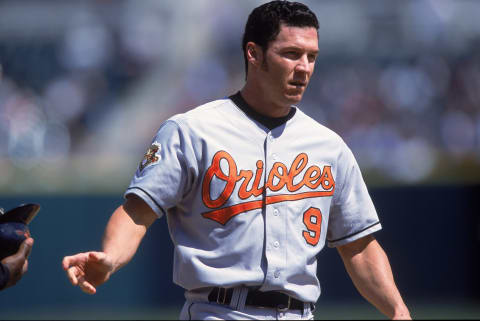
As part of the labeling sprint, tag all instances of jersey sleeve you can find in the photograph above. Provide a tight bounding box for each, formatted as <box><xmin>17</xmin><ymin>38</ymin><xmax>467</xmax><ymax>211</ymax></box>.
<box><xmin>327</xmin><ymin>142</ymin><xmax>381</xmax><ymax>247</ymax></box>
<box><xmin>124</xmin><ymin>120</ymin><xmax>197</xmax><ymax>218</ymax></box>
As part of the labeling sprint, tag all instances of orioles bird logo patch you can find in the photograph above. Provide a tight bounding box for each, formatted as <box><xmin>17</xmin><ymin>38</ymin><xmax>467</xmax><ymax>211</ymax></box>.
<box><xmin>139</xmin><ymin>143</ymin><xmax>161</xmax><ymax>171</ymax></box>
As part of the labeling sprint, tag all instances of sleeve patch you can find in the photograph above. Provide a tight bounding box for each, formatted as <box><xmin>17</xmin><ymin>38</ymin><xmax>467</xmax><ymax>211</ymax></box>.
<box><xmin>139</xmin><ymin>143</ymin><xmax>162</xmax><ymax>171</ymax></box>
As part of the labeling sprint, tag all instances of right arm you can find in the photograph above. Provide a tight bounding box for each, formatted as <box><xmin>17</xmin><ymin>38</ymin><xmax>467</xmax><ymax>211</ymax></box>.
<box><xmin>103</xmin><ymin>194</ymin><xmax>157</xmax><ymax>272</ymax></box>
<box><xmin>62</xmin><ymin>195</ymin><xmax>157</xmax><ymax>294</ymax></box>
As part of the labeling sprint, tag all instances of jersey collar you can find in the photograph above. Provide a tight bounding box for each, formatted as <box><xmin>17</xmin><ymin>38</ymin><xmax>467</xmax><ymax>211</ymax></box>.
<box><xmin>229</xmin><ymin>91</ymin><xmax>296</xmax><ymax>131</ymax></box>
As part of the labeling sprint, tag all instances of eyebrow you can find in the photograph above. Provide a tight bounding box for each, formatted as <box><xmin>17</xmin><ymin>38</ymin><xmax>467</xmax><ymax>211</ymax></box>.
<box><xmin>282</xmin><ymin>46</ymin><xmax>319</xmax><ymax>54</ymax></box>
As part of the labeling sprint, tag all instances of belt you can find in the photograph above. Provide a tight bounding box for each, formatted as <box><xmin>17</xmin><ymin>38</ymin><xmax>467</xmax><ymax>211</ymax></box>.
<box><xmin>208</xmin><ymin>287</ymin><xmax>306</xmax><ymax>311</ymax></box>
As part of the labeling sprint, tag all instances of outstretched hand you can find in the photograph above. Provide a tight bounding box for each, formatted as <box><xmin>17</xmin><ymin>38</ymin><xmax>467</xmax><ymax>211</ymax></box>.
<box><xmin>62</xmin><ymin>198</ymin><xmax>156</xmax><ymax>295</ymax></box>
<box><xmin>62</xmin><ymin>251</ymin><xmax>115</xmax><ymax>295</ymax></box>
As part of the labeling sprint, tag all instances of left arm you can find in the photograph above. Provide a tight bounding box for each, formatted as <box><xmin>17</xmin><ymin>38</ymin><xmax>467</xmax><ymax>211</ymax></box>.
<box><xmin>337</xmin><ymin>235</ymin><xmax>411</xmax><ymax>320</ymax></box>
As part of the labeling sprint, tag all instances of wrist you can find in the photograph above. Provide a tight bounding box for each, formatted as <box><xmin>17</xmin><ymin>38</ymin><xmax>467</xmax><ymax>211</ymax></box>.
<box><xmin>391</xmin><ymin>306</ymin><xmax>411</xmax><ymax>320</ymax></box>
<box><xmin>101</xmin><ymin>250</ymin><xmax>121</xmax><ymax>274</ymax></box>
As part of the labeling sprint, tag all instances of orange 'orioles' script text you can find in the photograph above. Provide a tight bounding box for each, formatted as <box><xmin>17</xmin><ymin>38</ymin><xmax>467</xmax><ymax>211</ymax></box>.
<box><xmin>202</xmin><ymin>151</ymin><xmax>335</xmax><ymax>225</ymax></box>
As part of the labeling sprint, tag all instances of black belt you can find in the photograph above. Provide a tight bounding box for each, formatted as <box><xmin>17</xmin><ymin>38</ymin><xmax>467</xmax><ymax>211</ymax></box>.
<box><xmin>208</xmin><ymin>287</ymin><xmax>306</xmax><ymax>311</ymax></box>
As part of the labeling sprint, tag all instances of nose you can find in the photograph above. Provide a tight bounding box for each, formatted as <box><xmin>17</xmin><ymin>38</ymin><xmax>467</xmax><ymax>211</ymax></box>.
<box><xmin>295</xmin><ymin>55</ymin><xmax>310</xmax><ymax>74</ymax></box>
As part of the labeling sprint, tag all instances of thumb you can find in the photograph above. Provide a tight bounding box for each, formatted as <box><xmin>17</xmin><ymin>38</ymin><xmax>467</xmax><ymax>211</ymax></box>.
<box><xmin>88</xmin><ymin>251</ymin><xmax>108</xmax><ymax>263</ymax></box>
<box><xmin>88</xmin><ymin>252</ymin><xmax>114</xmax><ymax>273</ymax></box>
<box><xmin>16</xmin><ymin>237</ymin><xmax>34</xmax><ymax>259</ymax></box>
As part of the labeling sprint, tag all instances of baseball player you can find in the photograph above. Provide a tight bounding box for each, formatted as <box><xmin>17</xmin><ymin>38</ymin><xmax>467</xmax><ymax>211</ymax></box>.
<box><xmin>63</xmin><ymin>1</ymin><xmax>411</xmax><ymax>320</ymax></box>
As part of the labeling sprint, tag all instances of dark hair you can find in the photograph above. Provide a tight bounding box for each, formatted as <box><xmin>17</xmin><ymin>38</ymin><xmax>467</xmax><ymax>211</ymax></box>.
<box><xmin>242</xmin><ymin>0</ymin><xmax>319</xmax><ymax>76</ymax></box>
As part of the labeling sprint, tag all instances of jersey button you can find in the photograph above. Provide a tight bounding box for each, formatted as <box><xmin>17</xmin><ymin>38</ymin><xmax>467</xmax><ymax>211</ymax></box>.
<box><xmin>274</xmin><ymin>270</ymin><xmax>280</xmax><ymax>278</ymax></box>
<box><xmin>273</xmin><ymin>241</ymin><xmax>279</xmax><ymax>248</ymax></box>
<box><xmin>273</xmin><ymin>209</ymin><xmax>279</xmax><ymax>216</ymax></box>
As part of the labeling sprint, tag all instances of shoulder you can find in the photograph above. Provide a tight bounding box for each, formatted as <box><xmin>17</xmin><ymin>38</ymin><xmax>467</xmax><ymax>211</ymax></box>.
<box><xmin>292</xmin><ymin>108</ymin><xmax>355</xmax><ymax>166</ymax></box>
<box><xmin>169</xmin><ymin>98</ymin><xmax>234</xmax><ymax>128</ymax></box>
<box><xmin>293</xmin><ymin>107</ymin><xmax>346</xmax><ymax>146</ymax></box>
<box><xmin>150</xmin><ymin>97</ymin><xmax>239</xmax><ymax>141</ymax></box>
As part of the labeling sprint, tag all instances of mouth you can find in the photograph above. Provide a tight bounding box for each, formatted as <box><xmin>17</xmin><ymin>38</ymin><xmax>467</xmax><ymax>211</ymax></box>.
<box><xmin>289</xmin><ymin>81</ymin><xmax>307</xmax><ymax>88</ymax></box>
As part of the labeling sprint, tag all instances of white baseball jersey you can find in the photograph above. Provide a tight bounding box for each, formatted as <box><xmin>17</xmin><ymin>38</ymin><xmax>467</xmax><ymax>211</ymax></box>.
<box><xmin>125</xmin><ymin>93</ymin><xmax>381</xmax><ymax>303</ymax></box>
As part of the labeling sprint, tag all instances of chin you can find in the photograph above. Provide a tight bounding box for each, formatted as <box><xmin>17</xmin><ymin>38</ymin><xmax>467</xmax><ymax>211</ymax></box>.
<box><xmin>285</xmin><ymin>94</ymin><xmax>303</xmax><ymax>105</ymax></box>
<box><xmin>284</xmin><ymin>87</ymin><xmax>305</xmax><ymax>103</ymax></box>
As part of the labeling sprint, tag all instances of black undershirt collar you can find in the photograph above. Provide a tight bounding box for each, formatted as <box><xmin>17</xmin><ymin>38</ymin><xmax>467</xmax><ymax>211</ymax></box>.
<box><xmin>229</xmin><ymin>91</ymin><xmax>296</xmax><ymax>131</ymax></box>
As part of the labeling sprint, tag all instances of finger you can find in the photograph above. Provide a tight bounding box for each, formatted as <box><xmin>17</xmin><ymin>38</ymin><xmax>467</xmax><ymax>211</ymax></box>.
<box><xmin>62</xmin><ymin>253</ymin><xmax>87</xmax><ymax>270</ymax></box>
<box><xmin>62</xmin><ymin>256</ymin><xmax>73</xmax><ymax>270</ymax></box>
<box><xmin>16</xmin><ymin>237</ymin><xmax>34</xmax><ymax>259</ymax></box>
<box><xmin>66</xmin><ymin>267</ymin><xmax>80</xmax><ymax>286</ymax></box>
<box><xmin>22</xmin><ymin>259</ymin><xmax>29</xmax><ymax>275</ymax></box>
<box><xmin>78</xmin><ymin>276</ymin><xmax>97</xmax><ymax>295</ymax></box>
<box><xmin>62</xmin><ymin>256</ymin><xmax>74</xmax><ymax>270</ymax></box>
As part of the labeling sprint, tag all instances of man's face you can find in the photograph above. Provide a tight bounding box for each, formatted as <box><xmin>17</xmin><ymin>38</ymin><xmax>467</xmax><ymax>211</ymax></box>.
<box><xmin>259</xmin><ymin>24</ymin><xmax>318</xmax><ymax>108</ymax></box>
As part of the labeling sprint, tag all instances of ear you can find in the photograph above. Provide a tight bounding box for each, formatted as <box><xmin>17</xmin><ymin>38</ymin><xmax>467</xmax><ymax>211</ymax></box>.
<box><xmin>246</xmin><ymin>42</ymin><xmax>263</xmax><ymax>67</ymax></box>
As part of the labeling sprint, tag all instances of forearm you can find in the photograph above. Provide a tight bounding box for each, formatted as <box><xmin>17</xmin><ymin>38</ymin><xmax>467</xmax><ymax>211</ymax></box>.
<box><xmin>338</xmin><ymin>236</ymin><xmax>410</xmax><ymax>320</ymax></box>
<box><xmin>102</xmin><ymin>196</ymin><xmax>157</xmax><ymax>273</ymax></box>
<box><xmin>0</xmin><ymin>262</ymin><xmax>9</xmax><ymax>290</ymax></box>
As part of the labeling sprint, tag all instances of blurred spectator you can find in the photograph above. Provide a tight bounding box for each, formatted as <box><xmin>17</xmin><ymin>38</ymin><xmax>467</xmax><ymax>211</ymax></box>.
<box><xmin>0</xmin><ymin>0</ymin><xmax>480</xmax><ymax>192</ymax></box>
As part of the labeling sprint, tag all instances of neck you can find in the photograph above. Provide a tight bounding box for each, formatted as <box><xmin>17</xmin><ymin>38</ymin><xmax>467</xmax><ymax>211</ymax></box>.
<box><xmin>241</xmin><ymin>81</ymin><xmax>291</xmax><ymax>118</ymax></box>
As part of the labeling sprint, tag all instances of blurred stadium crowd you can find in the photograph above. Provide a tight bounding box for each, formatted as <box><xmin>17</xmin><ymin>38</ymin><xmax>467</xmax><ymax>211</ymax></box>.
<box><xmin>0</xmin><ymin>0</ymin><xmax>479</xmax><ymax>193</ymax></box>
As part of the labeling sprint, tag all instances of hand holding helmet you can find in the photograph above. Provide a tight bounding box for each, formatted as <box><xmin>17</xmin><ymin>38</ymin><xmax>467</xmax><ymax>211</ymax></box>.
<box><xmin>0</xmin><ymin>204</ymin><xmax>39</xmax><ymax>290</ymax></box>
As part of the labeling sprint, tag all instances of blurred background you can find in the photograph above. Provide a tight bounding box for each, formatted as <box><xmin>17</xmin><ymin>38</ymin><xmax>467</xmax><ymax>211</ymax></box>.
<box><xmin>0</xmin><ymin>0</ymin><xmax>479</xmax><ymax>319</ymax></box>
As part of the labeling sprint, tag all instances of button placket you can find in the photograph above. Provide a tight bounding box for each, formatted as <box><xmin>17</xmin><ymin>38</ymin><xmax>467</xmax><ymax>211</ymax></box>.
<box><xmin>263</xmin><ymin>131</ymin><xmax>287</xmax><ymax>289</ymax></box>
